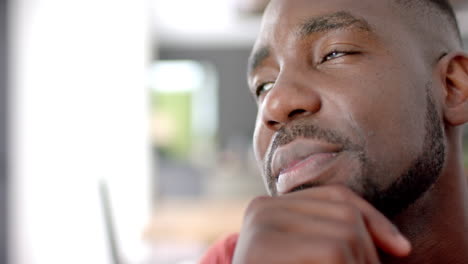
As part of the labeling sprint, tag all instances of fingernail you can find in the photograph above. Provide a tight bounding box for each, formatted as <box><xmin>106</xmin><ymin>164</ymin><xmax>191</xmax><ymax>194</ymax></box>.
<box><xmin>391</xmin><ymin>225</ymin><xmax>411</xmax><ymax>253</ymax></box>
<box><xmin>396</xmin><ymin>234</ymin><xmax>412</xmax><ymax>253</ymax></box>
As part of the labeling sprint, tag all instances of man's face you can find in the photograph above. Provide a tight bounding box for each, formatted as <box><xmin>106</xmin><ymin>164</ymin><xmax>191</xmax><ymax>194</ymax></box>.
<box><xmin>248</xmin><ymin>0</ymin><xmax>446</xmax><ymax>217</ymax></box>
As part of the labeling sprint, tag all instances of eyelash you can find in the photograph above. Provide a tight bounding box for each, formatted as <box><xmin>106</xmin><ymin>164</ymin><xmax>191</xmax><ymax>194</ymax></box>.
<box><xmin>256</xmin><ymin>82</ymin><xmax>274</xmax><ymax>97</ymax></box>
<box><xmin>254</xmin><ymin>50</ymin><xmax>359</xmax><ymax>98</ymax></box>
<box><xmin>321</xmin><ymin>50</ymin><xmax>358</xmax><ymax>63</ymax></box>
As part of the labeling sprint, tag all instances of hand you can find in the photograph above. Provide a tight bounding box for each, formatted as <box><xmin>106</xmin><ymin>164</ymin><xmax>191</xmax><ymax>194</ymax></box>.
<box><xmin>232</xmin><ymin>185</ymin><xmax>411</xmax><ymax>264</ymax></box>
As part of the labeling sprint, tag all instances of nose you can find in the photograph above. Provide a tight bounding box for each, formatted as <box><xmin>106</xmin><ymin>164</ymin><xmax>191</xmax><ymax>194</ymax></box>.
<box><xmin>260</xmin><ymin>72</ymin><xmax>322</xmax><ymax>131</ymax></box>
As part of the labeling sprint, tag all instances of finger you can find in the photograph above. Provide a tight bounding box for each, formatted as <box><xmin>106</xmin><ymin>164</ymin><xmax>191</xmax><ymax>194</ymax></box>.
<box><xmin>280</xmin><ymin>213</ymin><xmax>376</xmax><ymax>263</ymax></box>
<box><xmin>234</xmin><ymin>229</ymin><xmax>356</xmax><ymax>264</ymax></box>
<box><xmin>295</xmin><ymin>234</ymin><xmax>359</xmax><ymax>264</ymax></box>
<box><xmin>260</xmin><ymin>200</ymin><xmax>381</xmax><ymax>264</ymax></box>
<box><xmin>282</xmin><ymin>185</ymin><xmax>412</xmax><ymax>257</ymax></box>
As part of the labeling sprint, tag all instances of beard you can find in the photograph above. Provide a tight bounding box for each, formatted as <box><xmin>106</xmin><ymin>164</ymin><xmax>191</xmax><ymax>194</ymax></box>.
<box><xmin>263</xmin><ymin>89</ymin><xmax>446</xmax><ymax>218</ymax></box>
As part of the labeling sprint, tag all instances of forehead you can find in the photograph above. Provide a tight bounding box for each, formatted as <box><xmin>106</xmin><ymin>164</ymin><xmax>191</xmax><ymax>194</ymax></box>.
<box><xmin>254</xmin><ymin>0</ymin><xmax>401</xmax><ymax>50</ymax></box>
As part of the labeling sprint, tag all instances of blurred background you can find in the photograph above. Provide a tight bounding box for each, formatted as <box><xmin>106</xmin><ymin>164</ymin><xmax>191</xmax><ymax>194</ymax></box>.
<box><xmin>2</xmin><ymin>0</ymin><xmax>468</xmax><ymax>263</ymax></box>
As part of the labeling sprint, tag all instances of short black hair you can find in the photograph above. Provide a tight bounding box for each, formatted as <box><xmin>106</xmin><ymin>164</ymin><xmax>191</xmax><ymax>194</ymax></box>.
<box><xmin>397</xmin><ymin>0</ymin><xmax>461</xmax><ymax>42</ymax></box>
<box><xmin>425</xmin><ymin>0</ymin><xmax>459</xmax><ymax>29</ymax></box>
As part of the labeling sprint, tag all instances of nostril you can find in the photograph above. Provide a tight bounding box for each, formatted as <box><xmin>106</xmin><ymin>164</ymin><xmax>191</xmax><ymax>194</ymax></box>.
<box><xmin>267</xmin><ymin>120</ymin><xmax>279</xmax><ymax>127</ymax></box>
<box><xmin>288</xmin><ymin>109</ymin><xmax>306</xmax><ymax>118</ymax></box>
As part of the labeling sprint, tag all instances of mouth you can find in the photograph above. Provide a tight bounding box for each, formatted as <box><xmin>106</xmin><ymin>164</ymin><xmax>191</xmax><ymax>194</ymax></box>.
<box><xmin>276</xmin><ymin>152</ymin><xmax>341</xmax><ymax>194</ymax></box>
<box><xmin>270</xmin><ymin>139</ymin><xmax>342</xmax><ymax>195</ymax></box>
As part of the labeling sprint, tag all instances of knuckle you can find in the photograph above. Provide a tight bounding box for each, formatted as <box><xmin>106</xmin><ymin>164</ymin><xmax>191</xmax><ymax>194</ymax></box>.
<box><xmin>320</xmin><ymin>240</ymin><xmax>349</xmax><ymax>263</ymax></box>
<box><xmin>252</xmin><ymin>228</ymin><xmax>274</xmax><ymax>245</ymax></box>
<box><xmin>340</xmin><ymin>226</ymin><xmax>360</xmax><ymax>246</ymax></box>
<box><xmin>246</xmin><ymin>196</ymin><xmax>268</xmax><ymax>212</ymax></box>
<box><xmin>245</xmin><ymin>197</ymin><xmax>273</xmax><ymax>225</ymax></box>
<box><xmin>337</xmin><ymin>204</ymin><xmax>361</xmax><ymax>224</ymax></box>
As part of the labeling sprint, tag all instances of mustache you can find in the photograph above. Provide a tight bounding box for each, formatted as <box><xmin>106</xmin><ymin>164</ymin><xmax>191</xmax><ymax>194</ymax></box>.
<box><xmin>264</xmin><ymin>122</ymin><xmax>361</xmax><ymax>186</ymax></box>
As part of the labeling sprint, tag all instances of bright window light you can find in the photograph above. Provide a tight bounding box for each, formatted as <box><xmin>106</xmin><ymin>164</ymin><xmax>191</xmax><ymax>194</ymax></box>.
<box><xmin>149</xmin><ymin>61</ymin><xmax>205</xmax><ymax>93</ymax></box>
<box><xmin>153</xmin><ymin>0</ymin><xmax>234</xmax><ymax>33</ymax></box>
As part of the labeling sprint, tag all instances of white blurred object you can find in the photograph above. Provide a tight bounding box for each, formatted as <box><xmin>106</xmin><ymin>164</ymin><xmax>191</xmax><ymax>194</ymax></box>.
<box><xmin>10</xmin><ymin>0</ymin><xmax>153</xmax><ymax>263</ymax></box>
<box><xmin>152</xmin><ymin>0</ymin><xmax>261</xmax><ymax>47</ymax></box>
<box><xmin>149</xmin><ymin>61</ymin><xmax>205</xmax><ymax>93</ymax></box>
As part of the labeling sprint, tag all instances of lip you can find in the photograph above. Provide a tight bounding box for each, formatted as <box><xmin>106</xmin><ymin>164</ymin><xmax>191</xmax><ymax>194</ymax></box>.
<box><xmin>270</xmin><ymin>139</ymin><xmax>342</xmax><ymax>194</ymax></box>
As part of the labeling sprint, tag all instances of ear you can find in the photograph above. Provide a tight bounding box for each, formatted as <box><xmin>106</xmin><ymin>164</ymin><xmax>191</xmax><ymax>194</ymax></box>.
<box><xmin>440</xmin><ymin>52</ymin><xmax>468</xmax><ymax>126</ymax></box>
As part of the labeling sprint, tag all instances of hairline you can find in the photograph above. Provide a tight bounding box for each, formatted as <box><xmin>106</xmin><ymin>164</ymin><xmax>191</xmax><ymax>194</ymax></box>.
<box><xmin>394</xmin><ymin>0</ymin><xmax>462</xmax><ymax>44</ymax></box>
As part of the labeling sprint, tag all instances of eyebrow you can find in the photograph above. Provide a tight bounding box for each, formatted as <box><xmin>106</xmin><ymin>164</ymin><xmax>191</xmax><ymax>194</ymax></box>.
<box><xmin>248</xmin><ymin>11</ymin><xmax>373</xmax><ymax>75</ymax></box>
<box><xmin>298</xmin><ymin>11</ymin><xmax>372</xmax><ymax>38</ymax></box>
<box><xmin>248</xmin><ymin>46</ymin><xmax>271</xmax><ymax>76</ymax></box>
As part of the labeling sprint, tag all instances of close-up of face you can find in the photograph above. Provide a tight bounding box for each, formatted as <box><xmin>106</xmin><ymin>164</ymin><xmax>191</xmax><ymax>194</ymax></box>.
<box><xmin>248</xmin><ymin>0</ymin><xmax>454</xmax><ymax>217</ymax></box>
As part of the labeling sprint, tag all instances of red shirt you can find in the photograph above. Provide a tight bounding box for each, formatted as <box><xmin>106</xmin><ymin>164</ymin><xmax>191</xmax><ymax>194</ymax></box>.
<box><xmin>199</xmin><ymin>233</ymin><xmax>239</xmax><ymax>264</ymax></box>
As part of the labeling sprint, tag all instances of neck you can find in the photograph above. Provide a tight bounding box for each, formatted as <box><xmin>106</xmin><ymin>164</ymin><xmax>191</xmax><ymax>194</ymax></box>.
<box><xmin>382</xmin><ymin>137</ymin><xmax>468</xmax><ymax>264</ymax></box>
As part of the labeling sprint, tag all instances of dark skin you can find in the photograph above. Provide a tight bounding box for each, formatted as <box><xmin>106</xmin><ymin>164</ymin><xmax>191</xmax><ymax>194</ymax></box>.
<box><xmin>234</xmin><ymin>0</ymin><xmax>468</xmax><ymax>263</ymax></box>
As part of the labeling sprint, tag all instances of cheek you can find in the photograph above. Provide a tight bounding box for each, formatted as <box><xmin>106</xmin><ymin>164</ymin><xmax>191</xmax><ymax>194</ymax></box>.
<box><xmin>346</xmin><ymin>84</ymin><xmax>427</xmax><ymax>184</ymax></box>
<box><xmin>253</xmin><ymin>119</ymin><xmax>272</xmax><ymax>166</ymax></box>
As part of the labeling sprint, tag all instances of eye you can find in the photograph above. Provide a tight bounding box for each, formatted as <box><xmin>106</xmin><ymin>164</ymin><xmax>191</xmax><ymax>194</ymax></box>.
<box><xmin>256</xmin><ymin>82</ymin><xmax>275</xmax><ymax>97</ymax></box>
<box><xmin>322</xmin><ymin>50</ymin><xmax>349</xmax><ymax>63</ymax></box>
